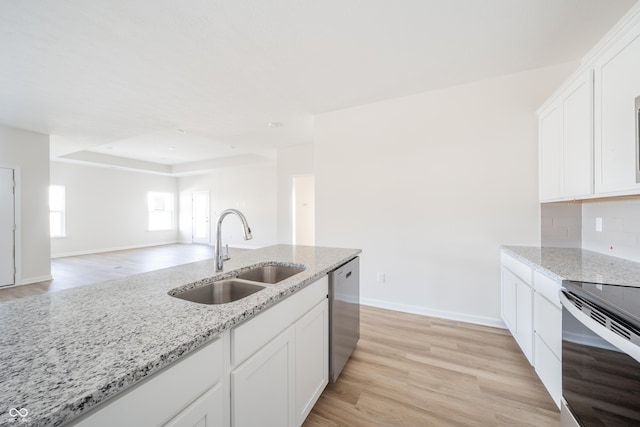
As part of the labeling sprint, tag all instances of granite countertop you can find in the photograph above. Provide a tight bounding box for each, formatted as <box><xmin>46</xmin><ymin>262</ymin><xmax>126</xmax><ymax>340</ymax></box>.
<box><xmin>502</xmin><ymin>245</ymin><xmax>640</xmax><ymax>286</ymax></box>
<box><xmin>0</xmin><ymin>244</ymin><xmax>360</xmax><ymax>427</ymax></box>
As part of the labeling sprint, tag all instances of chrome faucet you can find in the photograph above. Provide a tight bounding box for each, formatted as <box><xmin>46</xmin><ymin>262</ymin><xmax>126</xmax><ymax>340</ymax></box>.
<box><xmin>214</xmin><ymin>209</ymin><xmax>253</xmax><ymax>271</ymax></box>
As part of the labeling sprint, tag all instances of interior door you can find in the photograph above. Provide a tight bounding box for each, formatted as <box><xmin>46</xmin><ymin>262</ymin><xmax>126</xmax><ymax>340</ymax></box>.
<box><xmin>0</xmin><ymin>167</ymin><xmax>15</xmax><ymax>287</ymax></box>
<box><xmin>292</xmin><ymin>176</ymin><xmax>315</xmax><ymax>246</ymax></box>
<box><xmin>192</xmin><ymin>191</ymin><xmax>210</xmax><ymax>244</ymax></box>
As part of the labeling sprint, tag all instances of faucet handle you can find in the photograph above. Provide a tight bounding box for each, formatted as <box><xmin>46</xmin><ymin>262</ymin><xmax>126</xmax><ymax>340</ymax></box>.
<box><xmin>223</xmin><ymin>243</ymin><xmax>231</xmax><ymax>261</ymax></box>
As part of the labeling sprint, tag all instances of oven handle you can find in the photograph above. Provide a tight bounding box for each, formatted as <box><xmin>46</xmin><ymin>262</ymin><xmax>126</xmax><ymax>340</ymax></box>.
<box><xmin>560</xmin><ymin>289</ymin><xmax>640</xmax><ymax>364</ymax></box>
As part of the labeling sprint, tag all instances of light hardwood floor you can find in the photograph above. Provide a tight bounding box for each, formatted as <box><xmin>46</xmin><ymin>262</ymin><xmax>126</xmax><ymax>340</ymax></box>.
<box><xmin>0</xmin><ymin>245</ymin><xmax>560</xmax><ymax>425</ymax></box>
<box><xmin>0</xmin><ymin>243</ymin><xmax>245</xmax><ymax>301</ymax></box>
<box><xmin>305</xmin><ymin>306</ymin><xmax>560</xmax><ymax>426</ymax></box>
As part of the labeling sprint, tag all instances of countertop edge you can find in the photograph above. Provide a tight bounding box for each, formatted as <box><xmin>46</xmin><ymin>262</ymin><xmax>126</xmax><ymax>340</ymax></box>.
<box><xmin>50</xmin><ymin>248</ymin><xmax>361</xmax><ymax>427</ymax></box>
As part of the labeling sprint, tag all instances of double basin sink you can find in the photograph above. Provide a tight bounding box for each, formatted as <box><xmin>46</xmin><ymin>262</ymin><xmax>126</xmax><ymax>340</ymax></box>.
<box><xmin>170</xmin><ymin>264</ymin><xmax>305</xmax><ymax>305</ymax></box>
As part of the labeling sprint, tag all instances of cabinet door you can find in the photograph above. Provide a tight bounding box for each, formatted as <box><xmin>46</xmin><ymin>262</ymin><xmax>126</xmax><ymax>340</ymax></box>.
<box><xmin>295</xmin><ymin>299</ymin><xmax>328</xmax><ymax>426</ymax></box>
<box><xmin>594</xmin><ymin>28</ymin><xmax>640</xmax><ymax>194</ymax></box>
<box><xmin>534</xmin><ymin>293</ymin><xmax>562</xmax><ymax>359</ymax></box>
<box><xmin>515</xmin><ymin>279</ymin><xmax>534</xmax><ymax>365</ymax></box>
<box><xmin>539</xmin><ymin>104</ymin><xmax>563</xmax><ymax>200</ymax></box>
<box><xmin>562</xmin><ymin>71</ymin><xmax>593</xmax><ymax>198</ymax></box>
<box><xmin>501</xmin><ymin>267</ymin><xmax>517</xmax><ymax>333</ymax></box>
<box><xmin>164</xmin><ymin>383</ymin><xmax>224</xmax><ymax>427</ymax></box>
<box><xmin>232</xmin><ymin>326</ymin><xmax>295</xmax><ymax>427</ymax></box>
<box><xmin>534</xmin><ymin>334</ymin><xmax>561</xmax><ymax>409</ymax></box>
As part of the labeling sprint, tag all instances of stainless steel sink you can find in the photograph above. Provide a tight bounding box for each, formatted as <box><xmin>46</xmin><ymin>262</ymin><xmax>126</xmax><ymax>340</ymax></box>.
<box><xmin>172</xmin><ymin>280</ymin><xmax>265</xmax><ymax>305</ymax></box>
<box><xmin>235</xmin><ymin>264</ymin><xmax>305</xmax><ymax>284</ymax></box>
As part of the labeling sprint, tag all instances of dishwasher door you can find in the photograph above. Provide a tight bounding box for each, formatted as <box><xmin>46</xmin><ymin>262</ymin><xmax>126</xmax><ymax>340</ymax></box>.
<box><xmin>329</xmin><ymin>256</ymin><xmax>360</xmax><ymax>382</ymax></box>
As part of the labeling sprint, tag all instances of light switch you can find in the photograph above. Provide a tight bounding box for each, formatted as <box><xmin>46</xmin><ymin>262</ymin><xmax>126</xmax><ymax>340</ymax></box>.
<box><xmin>595</xmin><ymin>217</ymin><xmax>603</xmax><ymax>232</ymax></box>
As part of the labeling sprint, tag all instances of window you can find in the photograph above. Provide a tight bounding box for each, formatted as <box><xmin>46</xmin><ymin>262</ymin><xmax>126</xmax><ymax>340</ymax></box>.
<box><xmin>49</xmin><ymin>185</ymin><xmax>65</xmax><ymax>237</ymax></box>
<box><xmin>148</xmin><ymin>192</ymin><xmax>174</xmax><ymax>231</ymax></box>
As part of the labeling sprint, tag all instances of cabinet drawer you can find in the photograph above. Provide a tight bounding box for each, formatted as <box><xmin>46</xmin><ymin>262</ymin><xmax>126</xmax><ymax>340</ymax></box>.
<box><xmin>500</xmin><ymin>252</ymin><xmax>532</xmax><ymax>285</ymax></box>
<box><xmin>534</xmin><ymin>271</ymin><xmax>561</xmax><ymax>308</ymax></box>
<box><xmin>72</xmin><ymin>336</ymin><xmax>225</xmax><ymax>427</ymax></box>
<box><xmin>534</xmin><ymin>334</ymin><xmax>561</xmax><ymax>409</ymax></box>
<box><xmin>232</xmin><ymin>276</ymin><xmax>328</xmax><ymax>365</ymax></box>
<box><xmin>534</xmin><ymin>292</ymin><xmax>562</xmax><ymax>359</ymax></box>
<box><xmin>163</xmin><ymin>382</ymin><xmax>224</xmax><ymax>427</ymax></box>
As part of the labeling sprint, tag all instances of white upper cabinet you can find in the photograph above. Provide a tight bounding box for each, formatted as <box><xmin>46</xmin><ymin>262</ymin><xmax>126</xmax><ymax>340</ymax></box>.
<box><xmin>594</xmin><ymin>22</ymin><xmax>640</xmax><ymax>195</ymax></box>
<box><xmin>537</xmin><ymin>4</ymin><xmax>640</xmax><ymax>201</ymax></box>
<box><xmin>538</xmin><ymin>70</ymin><xmax>593</xmax><ymax>202</ymax></box>
<box><xmin>539</xmin><ymin>104</ymin><xmax>563</xmax><ymax>200</ymax></box>
<box><xmin>563</xmin><ymin>73</ymin><xmax>593</xmax><ymax>197</ymax></box>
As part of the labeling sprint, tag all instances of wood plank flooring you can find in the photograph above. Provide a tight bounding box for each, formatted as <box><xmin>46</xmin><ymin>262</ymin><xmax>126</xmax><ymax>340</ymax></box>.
<box><xmin>0</xmin><ymin>245</ymin><xmax>560</xmax><ymax>425</ymax></box>
<box><xmin>0</xmin><ymin>244</ymin><xmax>247</xmax><ymax>301</ymax></box>
<box><xmin>305</xmin><ymin>306</ymin><xmax>560</xmax><ymax>426</ymax></box>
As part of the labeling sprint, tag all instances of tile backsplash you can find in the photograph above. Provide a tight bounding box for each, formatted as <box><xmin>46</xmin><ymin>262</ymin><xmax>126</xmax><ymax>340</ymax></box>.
<box><xmin>541</xmin><ymin>202</ymin><xmax>582</xmax><ymax>248</ymax></box>
<box><xmin>582</xmin><ymin>197</ymin><xmax>640</xmax><ymax>263</ymax></box>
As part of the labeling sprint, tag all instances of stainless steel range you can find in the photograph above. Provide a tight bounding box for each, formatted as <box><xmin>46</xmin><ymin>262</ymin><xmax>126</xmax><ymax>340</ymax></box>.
<box><xmin>560</xmin><ymin>280</ymin><xmax>640</xmax><ymax>426</ymax></box>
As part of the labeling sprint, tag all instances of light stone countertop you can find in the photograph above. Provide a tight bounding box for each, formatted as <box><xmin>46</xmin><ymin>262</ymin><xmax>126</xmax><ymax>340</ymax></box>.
<box><xmin>502</xmin><ymin>245</ymin><xmax>640</xmax><ymax>286</ymax></box>
<box><xmin>0</xmin><ymin>244</ymin><xmax>360</xmax><ymax>427</ymax></box>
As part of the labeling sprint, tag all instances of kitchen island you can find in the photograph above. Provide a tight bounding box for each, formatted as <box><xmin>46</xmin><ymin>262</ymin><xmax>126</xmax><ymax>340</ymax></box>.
<box><xmin>0</xmin><ymin>245</ymin><xmax>360</xmax><ymax>426</ymax></box>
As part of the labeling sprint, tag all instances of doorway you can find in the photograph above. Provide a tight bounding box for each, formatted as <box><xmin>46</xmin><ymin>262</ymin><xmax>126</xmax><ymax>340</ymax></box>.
<box><xmin>0</xmin><ymin>167</ymin><xmax>15</xmax><ymax>287</ymax></box>
<box><xmin>192</xmin><ymin>191</ymin><xmax>210</xmax><ymax>244</ymax></box>
<box><xmin>292</xmin><ymin>175</ymin><xmax>315</xmax><ymax>246</ymax></box>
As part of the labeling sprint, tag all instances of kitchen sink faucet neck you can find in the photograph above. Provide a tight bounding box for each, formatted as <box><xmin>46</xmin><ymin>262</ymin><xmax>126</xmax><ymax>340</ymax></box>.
<box><xmin>215</xmin><ymin>209</ymin><xmax>253</xmax><ymax>272</ymax></box>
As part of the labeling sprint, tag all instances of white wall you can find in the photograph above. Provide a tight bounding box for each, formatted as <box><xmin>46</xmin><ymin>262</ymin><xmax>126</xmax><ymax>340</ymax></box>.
<box><xmin>50</xmin><ymin>161</ymin><xmax>178</xmax><ymax>257</ymax></box>
<box><xmin>0</xmin><ymin>125</ymin><xmax>51</xmax><ymax>284</ymax></box>
<box><xmin>178</xmin><ymin>162</ymin><xmax>278</xmax><ymax>249</ymax></box>
<box><xmin>277</xmin><ymin>144</ymin><xmax>314</xmax><ymax>244</ymax></box>
<box><xmin>314</xmin><ymin>62</ymin><xmax>577</xmax><ymax>326</ymax></box>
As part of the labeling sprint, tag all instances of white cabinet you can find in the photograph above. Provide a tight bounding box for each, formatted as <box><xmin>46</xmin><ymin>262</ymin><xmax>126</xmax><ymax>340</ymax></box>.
<box><xmin>232</xmin><ymin>326</ymin><xmax>296</xmax><ymax>427</ymax></box>
<box><xmin>71</xmin><ymin>335</ymin><xmax>227</xmax><ymax>427</ymax></box>
<box><xmin>501</xmin><ymin>251</ymin><xmax>562</xmax><ymax>409</ymax></box>
<box><xmin>71</xmin><ymin>275</ymin><xmax>330</xmax><ymax>427</ymax></box>
<box><xmin>538</xmin><ymin>70</ymin><xmax>593</xmax><ymax>201</ymax></box>
<box><xmin>230</xmin><ymin>276</ymin><xmax>329</xmax><ymax>427</ymax></box>
<box><xmin>501</xmin><ymin>253</ymin><xmax>534</xmax><ymax>364</ymax></box>
<box><xmin>594</xmin><ymin>23</ymin><xmax>640</xmax><ymax>195</ymax></box>
<box><xmin>538</xmin><ymin>104</ymin><xmax>563</xmax><ymax>200</ymax></box>
<box><xmin>164</xmin><ymin>382</ymin><xmax>225</xmax><ymax>427</ymax></box>
<box><xmin>501</xmin><ymin>263</ymin><xmax>534</xmax><ymax>364</ymax></box>
<box><xmin>295</xmin><ymin>299</ymin><xmax>328</xmax><ymax>426</ymax></box>
<box><xmin>533</xmin><ymin>271</ymin><xmax>562</xmax><ymax>408</ymax></box>
<box><xmin>533</xmin><ymin>291</ymin><xmax>562</xmax><ymax>408</ymax></box>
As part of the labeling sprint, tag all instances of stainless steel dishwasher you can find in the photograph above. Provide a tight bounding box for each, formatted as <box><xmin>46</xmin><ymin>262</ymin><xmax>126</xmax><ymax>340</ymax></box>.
<box><xmin>329</xmin><ymin>256</ymin><xmax>360</xmax><ymax>382</ymax></box>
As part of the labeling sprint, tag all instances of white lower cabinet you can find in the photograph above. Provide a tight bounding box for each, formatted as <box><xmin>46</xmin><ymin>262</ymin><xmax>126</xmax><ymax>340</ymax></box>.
<box><xmin>70</xmin><ymin>275</ymin><xmax>330</xmax><ymax>427</ymax></box>
<box><xmin>501</xmin><ymin>251</ymin><xmax>562</xmax><ymax>409</ymax></box>
<box><xmin>295</xmin><ymin>299</ymin><xmax>329</xmax><ymax>426</ymax></box>
<box><xmin>501</xmin><ymin>253</ymin><xmax>534</xmax><ymax>364</ymax></box>
<box><xmin>71</xmin><ymin>336</ymin><xmax>227</xmax><ymax>427</ymax></box>
<box><xmin>230</xmin><ymin>275</ymin><xmax>329</xmax><ymax>427</ymax></box>
<box><xmin>533</xmin><ymin>282</ymin><xmax>562</xmax><ymax>409</ymax></box>
<box><xmin>534</xmin><ymin>331</ymin><xmax>562</xmax><ymax>408</ymax></box>
<box><xmin>232</xmin><ymin>326</ymin><xmax>296</xmax><ymax>427</ymax></box>
<box><xmin>164</xmin><ymin>382</ymin><xmax>225</xmax><ymax>427</ymax></box>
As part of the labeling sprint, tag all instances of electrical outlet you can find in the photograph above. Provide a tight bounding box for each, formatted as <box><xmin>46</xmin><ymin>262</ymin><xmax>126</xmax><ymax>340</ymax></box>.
<box><xmin>377</xmin><ymin>273</ymin><xmax>386</xmax><ymax>284</ymax></box>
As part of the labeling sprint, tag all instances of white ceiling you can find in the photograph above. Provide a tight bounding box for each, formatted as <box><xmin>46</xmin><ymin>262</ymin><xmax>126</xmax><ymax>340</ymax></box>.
<box><xmin>0</xmin><ymin>0</ymin><xmax>636</xmax><ymax>175</ymax></box>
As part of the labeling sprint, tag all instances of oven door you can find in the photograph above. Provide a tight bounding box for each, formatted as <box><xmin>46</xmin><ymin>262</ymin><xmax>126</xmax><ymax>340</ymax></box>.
<box><xmin>561</xmin><ymin>290</ymin><xmax>640</xmax><ymax>426</ymax></box>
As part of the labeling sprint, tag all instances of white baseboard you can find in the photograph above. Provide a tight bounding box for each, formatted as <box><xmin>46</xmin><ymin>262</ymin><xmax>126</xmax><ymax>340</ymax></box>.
<box><xmin>19</xmin><ymin>275</ymin><xmax>54</xmax><ymax>286</ymax></box>
<box><xmin>360</xmin><ymin>297</ymin><xmax>507</xmax><ymax>329</ymax></box>
<box><xmin>51</xmin><ymin>241</ymin><xmax>180</xmax><ymax>259</ymax></box>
